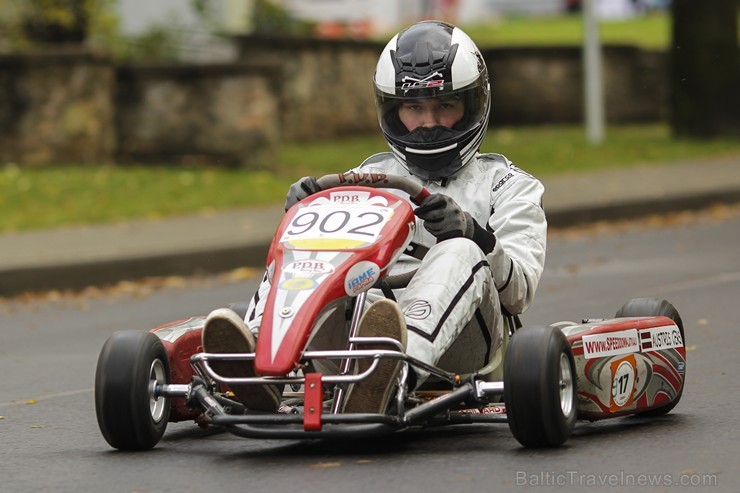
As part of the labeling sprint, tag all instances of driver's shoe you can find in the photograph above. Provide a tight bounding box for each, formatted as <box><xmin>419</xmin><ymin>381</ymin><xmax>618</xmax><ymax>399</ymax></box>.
<box><xmin>342</xmin><ymin>299</ymin><xmax>408</xmax><ymax>414</ymax></box>
<box><xmin>202</xmin><ymin>308</ymin><xmax>281</xmax><ymax>412</ymax></box>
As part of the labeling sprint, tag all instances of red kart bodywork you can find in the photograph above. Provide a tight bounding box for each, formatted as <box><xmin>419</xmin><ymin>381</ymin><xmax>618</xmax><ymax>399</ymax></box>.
<box><xmin>256</xmin><ymin>186</ymin><xmax>416</xmax><ymax>376</ymax></box>
<box><xmin>150</xmin><ymin>317</ymin><xmax>206</xmax><ymax>421</ymax></box>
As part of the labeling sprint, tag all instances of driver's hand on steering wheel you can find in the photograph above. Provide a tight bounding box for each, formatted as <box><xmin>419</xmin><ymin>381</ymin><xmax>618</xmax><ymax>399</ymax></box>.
<box><xmin>285</xmin><ymin>176</ymin><xmax>321</xmax><ymax>211</ymax></box>
<box><xmin>414</xmin><ymin>193</ymin><xmax>474</xmax><ymax>241</ymax></box>
<box><xmin>415</xmin><ymin>193</ymin><xmax>497</xmax><ymax>254</ymax></box>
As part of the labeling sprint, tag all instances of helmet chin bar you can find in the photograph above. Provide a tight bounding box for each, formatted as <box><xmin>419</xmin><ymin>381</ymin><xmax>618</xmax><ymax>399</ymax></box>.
<box><xmin>398</xmin><ymin>144</ymin><xmax>464</xmax><ymax>181</ymax></box>
<box><xmin>406</xmin><ymin>143</ymin><xmax>458</xmax><ymax>154</ymax></box>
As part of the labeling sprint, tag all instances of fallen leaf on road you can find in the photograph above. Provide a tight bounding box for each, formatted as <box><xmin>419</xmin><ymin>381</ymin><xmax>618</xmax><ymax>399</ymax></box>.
<box><xmin>310</xmin><ymin>462</ymin><xmax>342</xmax><ymax>469</ymax></box>
<box><xmin>25</xmin><ymin>399</ymin><xmax>37</xmax><ymax>405</ymax></box>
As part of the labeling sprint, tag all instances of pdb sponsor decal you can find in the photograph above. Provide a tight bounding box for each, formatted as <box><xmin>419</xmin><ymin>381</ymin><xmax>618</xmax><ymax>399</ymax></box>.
<box><xmin>640</xmin><ymin>325</ymin><xmax>683</xmax><ymax>352</ymax></box>
<box><xmin>284</xmin><ymin>260</ymin><xmax>335</xmax><ymax>276</ymax></box>
<box><xmin>582</xmin><ymin>329</ymin><xmax>639</xmax><ymax>359</ymax></box>
<box><xmin>344</xmin><ymin>261</ymin><xmax>379</xmax><ymax>296</ymax></box>
<box><xmin>328</xmin><ymin>191</ymin><xmax>371</xmax><ymax>205</ymax></box>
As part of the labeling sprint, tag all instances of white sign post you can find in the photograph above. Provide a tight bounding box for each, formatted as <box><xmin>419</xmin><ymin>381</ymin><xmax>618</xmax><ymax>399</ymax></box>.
<box><xmin>583</xmin><ymin>0</ymin><xmax>605</xmax><ymax>144</ymax></box>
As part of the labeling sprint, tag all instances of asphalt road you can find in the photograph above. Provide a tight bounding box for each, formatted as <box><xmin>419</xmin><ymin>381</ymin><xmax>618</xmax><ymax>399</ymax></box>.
<box><xmin>1</xmin><ymin>209</ymin><xmax>738</xmax><ymax>493</ymax></box>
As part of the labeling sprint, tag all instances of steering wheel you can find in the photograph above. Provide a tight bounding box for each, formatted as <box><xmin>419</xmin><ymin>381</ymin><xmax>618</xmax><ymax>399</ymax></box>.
<box><xmin>314</xmin><ymin>171</ymin><xmax>430</xmax><ymax>289</ymax></box>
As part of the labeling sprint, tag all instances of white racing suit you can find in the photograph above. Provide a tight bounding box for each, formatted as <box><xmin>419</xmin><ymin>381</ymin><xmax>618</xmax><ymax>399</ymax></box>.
<box><xmin>245</xmin><ymin>152</ymin><xmax>547</xmax><ymax>386</ymax></box>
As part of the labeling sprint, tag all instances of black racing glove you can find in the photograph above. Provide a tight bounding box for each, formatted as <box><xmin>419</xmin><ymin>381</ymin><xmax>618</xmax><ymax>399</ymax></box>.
<box><xmin>284</xmin><ymin>176</ymin><xmax>321</xmax><ymax>211</ymax></box>
<box><xmin>414</xmin><ymin>193</ymin><xmax>497</xmax><ymax>254</ymax></box>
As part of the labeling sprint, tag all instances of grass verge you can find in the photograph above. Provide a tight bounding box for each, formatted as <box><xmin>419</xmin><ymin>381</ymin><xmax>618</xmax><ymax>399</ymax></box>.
<box><xmin>463</xmin><ymin>12</ymin><xmax>671</xmax><ymax>50</ymax></box>
<box><xmin>2</xmin><ymin>123</ymin><xmax>738</xmax><ymax>233</ymax></box>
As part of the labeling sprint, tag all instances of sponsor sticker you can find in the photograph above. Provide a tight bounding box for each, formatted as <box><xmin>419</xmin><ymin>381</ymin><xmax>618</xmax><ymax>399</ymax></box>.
<box><xmin>639</xmin><ymin>325</ymin><xmax>683</xmax><ymax>353</ymax></box>
<box><xmin>582</xmin><ymin>329</ymin><xmax>640</xmax><ymax>359</ymax></box>
<box><xmin>610</xmin><ymin>354</ymin><xmax>636</xmax><ymax>410</ymax></box>
<box><xmin>328</xmin><ymin>191</ymin><xmax>371</xmax><ymax>205</ymax></box>
<box><xmin>344</xmin><ymin>261</ymin><xmax>379</xmax><ymax>296</ymax></box>
<box><xmin>283</xmin><ymin>260</ymin><xmax>335</xmax><ymax>276</ymax></box>
<box><xmin>458</xmin><ymin>404</ymin><xmax>507</xmax><ymax>415</ymax></box>
<box><xmin>280</xmin><ymin>277</ymin><xmax>316</xmax><ymax>291</ymax></box>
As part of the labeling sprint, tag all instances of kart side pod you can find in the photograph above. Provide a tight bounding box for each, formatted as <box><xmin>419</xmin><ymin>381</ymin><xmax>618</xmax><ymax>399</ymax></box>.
<box><xmin>562</xmin><ymin>298</ymin><xmax>686</xmax><ymax>420</ymax></box>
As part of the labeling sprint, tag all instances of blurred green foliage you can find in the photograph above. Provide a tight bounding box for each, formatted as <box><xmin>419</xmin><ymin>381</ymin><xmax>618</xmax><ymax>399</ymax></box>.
<box><xmin>461</xmin><ymin>12</ymin><xmax>671</xmax><ymax>50</ymax></box>
<box><xmin>252</xmin><ymin>0</ymin><xmax>315</xmax><ymax>36</ymax></box>
<box><xmin>0</xmin><ymin>0</ymin><xmax>119</xmax><ymax>50</ymax></box>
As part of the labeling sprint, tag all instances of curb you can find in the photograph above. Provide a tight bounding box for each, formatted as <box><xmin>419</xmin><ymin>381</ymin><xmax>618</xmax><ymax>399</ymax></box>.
<box><xmin>546</xmin><ymin>188</ymin><xmax>740</xmax><ymax>228</ymax></box>
<box><xmin>2</xmin><ymin>189</ymin><xmax>739</xmax><ymax>297</ymax></box>
<box><xmin>0</xmin><ymin>243</ymin><xmax>269</xmax><ymax>297</ymax></box>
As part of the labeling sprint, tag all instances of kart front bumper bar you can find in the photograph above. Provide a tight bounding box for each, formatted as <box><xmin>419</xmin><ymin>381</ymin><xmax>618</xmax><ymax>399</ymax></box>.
<box><xmin>155</xmin><ymin>341</ymin><xmax>507</xmax><ymax>438</ymax></box>
<box><xmin>185</xmin><ymin>376</ymin><xmax>505</xmax><ymax>439</ymax></box>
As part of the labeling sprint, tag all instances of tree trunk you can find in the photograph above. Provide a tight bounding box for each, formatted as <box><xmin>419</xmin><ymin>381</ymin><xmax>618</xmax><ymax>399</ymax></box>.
<box><xmin>671</xmin><ymin>0</ymin><xmax>740</xmax><ymax>138</ymax></box>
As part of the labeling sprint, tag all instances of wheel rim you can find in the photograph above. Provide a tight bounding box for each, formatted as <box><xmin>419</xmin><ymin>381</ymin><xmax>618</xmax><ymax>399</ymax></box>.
<box><xmin>148</xmin><ymin>358</ymin><xmax>167</xmax><ymax>423</ymax></box>
<box><xmin>558</xmin><ymin>353</ymin><xmax>574</xmax><ymax>418</ymax></box>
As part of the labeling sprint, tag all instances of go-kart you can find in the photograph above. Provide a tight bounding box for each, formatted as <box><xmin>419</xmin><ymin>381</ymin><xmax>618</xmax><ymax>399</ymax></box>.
<box><xmin>94</xmin><ymin>172</ymin><xmax>686</xmax><ymax>450</ymax></box>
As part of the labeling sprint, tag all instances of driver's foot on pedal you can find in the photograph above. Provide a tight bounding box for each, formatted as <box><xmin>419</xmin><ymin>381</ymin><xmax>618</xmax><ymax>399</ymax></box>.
<box><xmin>343</xmin><ymin>299</ymin><xmax>407</xmax><ymax>414</ymax></box>
<box><xmin>202</xmin><ymin>308</ymin><xmax>281</xmax><ymax>412</ymax></box>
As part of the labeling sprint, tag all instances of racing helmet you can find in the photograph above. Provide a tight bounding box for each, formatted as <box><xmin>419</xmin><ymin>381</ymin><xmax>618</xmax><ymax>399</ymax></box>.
<box><xmin>374</xmin><ymin>21</ymin><xmax>491</xmax><ymax>181</ymax></box>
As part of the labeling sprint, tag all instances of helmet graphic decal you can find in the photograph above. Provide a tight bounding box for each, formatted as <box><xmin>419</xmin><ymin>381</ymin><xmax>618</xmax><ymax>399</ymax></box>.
<box><xmin>401</xmin><ymin>72</ymin><xmax>445</xmax><ymax>93</ymax></box>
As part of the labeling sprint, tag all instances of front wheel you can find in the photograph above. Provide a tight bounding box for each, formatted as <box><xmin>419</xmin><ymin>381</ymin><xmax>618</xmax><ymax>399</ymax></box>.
<box><xmin>504</xmin><ymin>325</ymin><xmax>577</xmax><ymax>448</ymax></box>
<box><xmin>95</xmin><ymin>331</ymin><xmax>171</xmax><ymax>450</ymax></box>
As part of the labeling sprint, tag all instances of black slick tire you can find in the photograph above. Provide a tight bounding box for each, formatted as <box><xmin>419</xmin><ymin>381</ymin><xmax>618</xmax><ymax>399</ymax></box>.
<box><xmin>95</xmin><ymin>330</ymin><xmax>171</xmax><ymax>450</ymax></box>
<box><xmin>504</xmin><ymin>325</ymin><xmax>577</xmax><ymax>448</ymax></box>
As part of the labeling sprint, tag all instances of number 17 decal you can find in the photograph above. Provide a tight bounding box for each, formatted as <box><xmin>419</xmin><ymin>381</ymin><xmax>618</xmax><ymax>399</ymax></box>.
<box><xmin>610</xmin><ymin>354</ymin><xmax>636</xmax><ymax>411</ymax></box>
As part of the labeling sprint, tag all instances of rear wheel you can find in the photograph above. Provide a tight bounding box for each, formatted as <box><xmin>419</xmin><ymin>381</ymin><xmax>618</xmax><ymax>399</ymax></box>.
<box><xmin>504</xmin><ymin>325</ymin><xmax>576</xmax><ymax>448</ymax></box>
<box><xmin>615</xmin><ymin>298</ymin><xmax>685</xmax><ymax>417</ymax></box>
<box><xmin>95</xmin><ymin>331</ymin><xmax>171</xmax><ymax>450</ymax></box>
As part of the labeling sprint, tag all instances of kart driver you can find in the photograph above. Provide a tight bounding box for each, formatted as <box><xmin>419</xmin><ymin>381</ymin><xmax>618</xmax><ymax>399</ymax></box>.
<box><xmin>202</xmin><ymin>20</ymin><xmax>547</xmax><ymax>414</ymax></box>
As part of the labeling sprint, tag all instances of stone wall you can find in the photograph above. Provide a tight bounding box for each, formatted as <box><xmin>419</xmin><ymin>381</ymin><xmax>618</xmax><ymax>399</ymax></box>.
<box><xmin>487</xmin><ymin>45</ymin><xmax>668</xmax><ymax>125</ymax></box>
<box><xmin>115</xmin><ymin>62</ymin><xmax>281</xmax><ymax>168</ymax></box>
<box><xmin>234</xmin><ymin>36</ymin><xmax>668</xmax><ymax>138</ymax></box>
<box><xmin>0</xmin><ymin>50</ymin><xmax>115</xmax><ymax>166</ymax></box>
<box><xmin>235</xmin><ymin>36</ymin><xmax>380</xmax><ymax>141</ymax></box>
<box><xmin>1</xmin><ymin>39</ymin><xmax>669</xmax><ymax>168</ymax></box>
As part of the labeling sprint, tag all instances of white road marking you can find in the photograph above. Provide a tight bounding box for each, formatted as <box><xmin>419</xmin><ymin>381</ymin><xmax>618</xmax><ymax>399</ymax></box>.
<box><xmin>0</xmin><ymin>388</ymin><xmax>93</xmax><ymax>408</ymax></box>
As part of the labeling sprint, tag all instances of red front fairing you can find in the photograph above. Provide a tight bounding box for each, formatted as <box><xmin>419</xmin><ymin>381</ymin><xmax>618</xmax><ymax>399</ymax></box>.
<box><xmin>149</xmin><ymin>317</ymin><xmax>206</xmax><ymax>421</ymax></box>
<box><xmin>255</xmin><ymin>187</ymin><xmax>416</xmax><ymax>375</ymax></box>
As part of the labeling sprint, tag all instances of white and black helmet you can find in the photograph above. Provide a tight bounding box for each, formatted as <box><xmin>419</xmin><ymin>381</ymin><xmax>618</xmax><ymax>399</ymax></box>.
<box><xmin>374</xmin><ymin>21</ymin><xmax>491</xmax><ymax>181</ymax></box>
